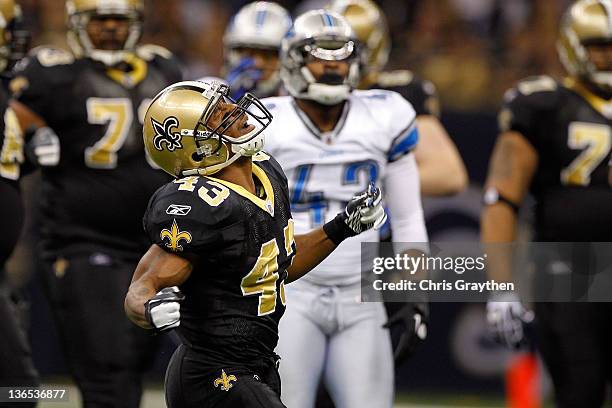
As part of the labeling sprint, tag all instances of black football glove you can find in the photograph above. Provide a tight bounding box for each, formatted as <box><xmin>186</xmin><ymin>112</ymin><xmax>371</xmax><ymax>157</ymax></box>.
<box><xmin>144</xmin><ymin>286</ymin><xmax>185</xmax><ymax>333</ymax></box>
<box><xmin>383</xmin><ymin>302</ymin><xmax>428</xmax><ymax>365</ymax></box>
<box><xmin>323</xmin><ymin>182</ymin><xmax>387</xmax><ymax>245</ymax></box>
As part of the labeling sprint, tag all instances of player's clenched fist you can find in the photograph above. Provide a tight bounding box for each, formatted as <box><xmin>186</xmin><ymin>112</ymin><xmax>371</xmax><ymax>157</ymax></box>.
<box><xmin>323</xmin><ymin>182</ymin><xmax>387</xmax><ymax>245</ymax></box>
<box><xmin>144</xmin><ymin>286</ymin><xmax>185</xmax><ymax>333</ymax></box>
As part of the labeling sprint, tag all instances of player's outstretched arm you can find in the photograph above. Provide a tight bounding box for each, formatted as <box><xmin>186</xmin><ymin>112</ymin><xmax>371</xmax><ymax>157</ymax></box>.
<box><xmin>124</xmin><ymin>244</ymin><xmax>193</xmax><ymax>329</ymax></box>
<box><xmin>287</xmin><ymin>183</ymin><xmax>387</xmax><ymax>283</ymax></box>
<box><xmin>286</xmin><ymin>228</ymin><xmax>336</xmax><ymax>283</ymax></box>
<box><xmin>414</xmin><ymin>115</ymin><xmax>468</xmax><ymax>196</ymax></box>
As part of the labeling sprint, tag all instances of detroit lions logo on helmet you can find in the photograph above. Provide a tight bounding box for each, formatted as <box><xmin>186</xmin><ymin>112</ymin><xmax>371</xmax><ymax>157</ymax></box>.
<box><xmin>151</xmin><ymin>117</ymin><xmax>183</xmax><ymax>152</ymax></box>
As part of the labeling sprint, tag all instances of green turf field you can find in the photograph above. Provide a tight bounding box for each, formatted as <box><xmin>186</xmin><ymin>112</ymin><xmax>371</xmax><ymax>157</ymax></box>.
<box><xmin>37</xmin><ymin>380</ymin><xmax>513</xmax><ymax>408</ymax></box>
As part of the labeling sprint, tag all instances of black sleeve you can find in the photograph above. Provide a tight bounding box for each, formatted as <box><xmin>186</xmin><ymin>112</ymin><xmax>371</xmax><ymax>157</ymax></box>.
<box><xmin>0</xmin><ymin>87</ymin><xmax>23</xmax><ymax>182</ymax></box>
<box><xmin>499</xmin><ymin>76</ymin><xmax>559</xmax><ymax>150</ymax></box>
<box><xmin>143</xmin><ymin>183</ymin><xmax>232</xmax><ymax>255</ymax></box>
<box><xmin>398</xmin><ymin>78</ymin><xmax>439</xmax><ymax>117</ymax></box>
<box><xmin>376</xmin><ymin>71</ymin><xmax>440</xmax><ymax>117</ymax></box>
<box><xmin>11</xmin><ymin>48</ymin><xmax>74</xmax><ymax>121</ymax></box>
<box><xmin>154</xmin><ymin>54</ymin><xmax>183</xmax><ymax>84</ymax></box>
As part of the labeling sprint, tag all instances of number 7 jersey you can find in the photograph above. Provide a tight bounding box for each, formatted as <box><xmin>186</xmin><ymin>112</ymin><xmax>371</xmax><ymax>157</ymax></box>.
<box><xmin>500</xmin><ymin>75</ymin><xmax>612</xmax><ymax>241</ymax></box>
<box><xmin>143</xmin><ymin>153</ymin><xmax>295</xmax><ymax>366</ymax></box>
<box><xmin>11</xmin><ymin>46</ymin><xmax>182</xmax><ymax>255</ymax></box>
<box><xmin>262</xmin><ymin>90</ymin><xmax>419</xmax><ymax>286</ymax></box>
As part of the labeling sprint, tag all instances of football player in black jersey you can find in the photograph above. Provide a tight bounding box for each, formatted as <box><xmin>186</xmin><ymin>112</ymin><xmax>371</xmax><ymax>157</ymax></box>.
<box><xmin>124</xmin><ymin>80</ymin><xmax>387</xmax><ymax>408</ymax></box>
<box><xmin>9</xmin><ymin>1</ymin><xmax>182</xmax><ymax>407</ymax></box>
<box><xmin>482</xmin><ymin>1</ymin><xmax>612</xmax><ymax>406</ymax></box>
<box><xmin>0</xmin><ymin>1</ymin><xmax>38</xmax><ymax>403</ymax></box>
<box><xmin>329</xmin><ymin>0</ymin><xmax>467</xmax><ymax>197</ymax></box>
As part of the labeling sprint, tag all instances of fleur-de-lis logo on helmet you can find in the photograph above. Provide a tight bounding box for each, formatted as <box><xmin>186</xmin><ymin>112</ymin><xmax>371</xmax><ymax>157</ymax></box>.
<box><xmin>151</xmin><ymin>116</ymin><xmax>183</xmax><ymax>152</ymax></box>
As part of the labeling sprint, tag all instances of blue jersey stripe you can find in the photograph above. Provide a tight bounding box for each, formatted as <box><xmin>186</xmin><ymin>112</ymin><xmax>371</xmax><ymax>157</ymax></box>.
<box><xmin>388</xmin><ymin>127</ymin><xmax>419</xmax><ymax>161</ymax></box>
<box><xmin>291</xmin><ymin>165</ymin><xmax>311</xmax><ymax>203</ymax></box>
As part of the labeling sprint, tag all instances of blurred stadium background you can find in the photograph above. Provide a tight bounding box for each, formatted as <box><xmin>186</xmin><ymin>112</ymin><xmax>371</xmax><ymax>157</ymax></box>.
<box><xmin>5</xmin><ymin>0</ymin><xmax>585</xmax><ymax>406</ymax></box>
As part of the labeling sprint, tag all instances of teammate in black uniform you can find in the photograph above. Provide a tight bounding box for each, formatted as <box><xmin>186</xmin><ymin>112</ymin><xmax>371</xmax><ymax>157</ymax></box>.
<box><xmin>124</xmin><ymin>80</ymin><xmax>387</xmax><ymax>408</ymax></box>
<box><xmin>329</xmin><ymin>0</ymin><xmax>467</xmax><ymax>198</ymax></box>
<box><xmin>0</xmin><ymin>1</ymin><xmax>38</xmax><ymax>402</ymax></box>
<box><xmin>483</xmin><ymin>1</ymin><xmax>612</xmax><ymax>406</ymax></box>
<box><xmin>9</xmin><ymin>1</ymin><xmax>182</xmax><ymax>407</ymax></box>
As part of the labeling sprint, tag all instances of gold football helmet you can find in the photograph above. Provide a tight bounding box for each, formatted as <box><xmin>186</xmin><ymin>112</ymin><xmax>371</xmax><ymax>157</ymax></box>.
<box><xmin>143</xmin><ymin>81</ymin><xmax>273</xmax><ymax>178</ymax></box>
<box><xmin>558</xmin><ymin>0</ymin><xmax>612</xmax><ymax>91</ymax></box>
<box><xmin>66</xmin><ymin>0</ymin><xmax>143</xmax><ymax>66</ymax></box>
<box><xmin>328</xmin><ymin>0</ymin><xmax>391</xmax><ymax>76</ymax></box>
<box><xmin>0</xmin><ymin>0</ymin><xmax>27</xmax><ymax>72</ymax></box>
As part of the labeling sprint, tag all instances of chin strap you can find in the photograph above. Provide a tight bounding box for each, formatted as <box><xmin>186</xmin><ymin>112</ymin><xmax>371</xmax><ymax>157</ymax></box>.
<box><xmin>298</xmin><ymin>66</ymin><xmax>350</xmax><ymax>105</ymax></box>
<box><xmin>182</xmin><ymin>132</ymin><xmax>266</xmax><ymax>177</ymax></box>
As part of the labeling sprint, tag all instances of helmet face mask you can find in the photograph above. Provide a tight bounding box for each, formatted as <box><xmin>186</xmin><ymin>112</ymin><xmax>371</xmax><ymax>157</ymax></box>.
<box><xmin>281</xmin><ymin>10</ymin><xmax>361</xmax><ymax>105</ymax></box>
<box><xmin>66</xmin><ymin>0</ymin><xmax>143</xmax><ymax>66</ymax></box>
<box><xmin>192</xmin><ymin>84</ymin><xmax>272</xmax><ymax>158</ymax></box>
<box><xmin>558</xmin><ymin>0</ymin><xmax>612</xmax><ymax>92</ymax></box>
<box><xmin>223</xmin><ymin>1</ymin><xmax>292</xmax><ymax>98</ymax></box>
<box><xmin>144</xmin><ymin>81</ymin><xmax>273</xmax><ymax>178</ymax></box>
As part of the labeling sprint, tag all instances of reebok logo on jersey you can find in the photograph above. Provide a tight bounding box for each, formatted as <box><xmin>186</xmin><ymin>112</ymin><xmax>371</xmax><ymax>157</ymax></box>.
<box><xmin>151</xmin><ymin>116</ymin><xmax>183</xmax><ymax>152</ymax></box>
<box><xmin>166</xmin><ymin>204</ymin><xmax>192</xmax><ymax>216</ymax></box>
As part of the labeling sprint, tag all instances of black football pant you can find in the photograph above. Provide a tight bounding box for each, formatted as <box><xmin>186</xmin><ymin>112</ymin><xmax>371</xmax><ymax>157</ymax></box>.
<box><xmin>165</xmin><ymin>344</ymin><xmax>286</xmax><ymax>408</ymax></box>
<box><xmin>0</xmin><ymin>278</ymin><xmax>39</xmax><ymax>408</ymax></box>
<box><xmin>0</xmin><ymin>181</ymin><xmax>38</xmax><ymax>407</ymax></box>
<box><xmin>536</xmin><ymin>302</ymin><xmax>612</xmax><ymax>408</ymax></box>
<box><xmin>41</xmin><ymin>250</ymin><xmax>158</xmax><ymax>408</ymax></box>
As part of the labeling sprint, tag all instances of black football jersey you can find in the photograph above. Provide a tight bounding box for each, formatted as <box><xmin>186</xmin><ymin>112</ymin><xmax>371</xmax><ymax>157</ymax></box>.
<box><xmin>370</xmin><ymin>69</ymin><xmax>440</xmax><ymax>117</ymax></box>
<box><xmin>0</xmin><ymin>84</ymin><xmax>23</xmax><ymax>186</ymax></box>
<box><xmin>11</xmin><ymin>45</ymin><xmax>183</xmax><ymax>255</ymax></box>
<box><xmin>501</xmin><ymin>75</ymin><xmax>612</xmax><ymax>241</ymax></box>
<box><xmin>0</xmin><ymin>84</ymin><xmax>24</xmax><ymax>266</ymax></box>
<box><xmin>143</xmin><ymin>153</ymin><xmax>295</xmax><ymax>367</ymax></box>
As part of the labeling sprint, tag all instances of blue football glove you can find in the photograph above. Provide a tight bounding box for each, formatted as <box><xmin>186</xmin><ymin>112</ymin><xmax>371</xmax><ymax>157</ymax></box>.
<box><xmin>226</xmin><ymin>57</ymin><xmax>262</xmax><ymax>100</ymax></box>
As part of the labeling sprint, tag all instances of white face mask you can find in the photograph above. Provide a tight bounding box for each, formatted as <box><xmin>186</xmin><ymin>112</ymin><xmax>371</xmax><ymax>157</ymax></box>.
<box><xmin>306</xmin><ymin>83</ymin><xmax>350</xmax><ymax>105</ymax></box>
<box><xmin>230</xmin><ymin>131</ymin><xmax>266</xmax><ymax>156</ymax></box>
<box><xmin>591</xmin><ymin>72</ymin><xmax>612</xmax><ymax>91</ymax></box>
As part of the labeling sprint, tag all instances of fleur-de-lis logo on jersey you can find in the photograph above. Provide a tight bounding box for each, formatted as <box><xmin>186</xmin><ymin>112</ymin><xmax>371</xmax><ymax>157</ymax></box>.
<box><xmin>160</xmin><ymin>219</ymin><xmax>192</xmax><ymax>252</ymax></box>
<box><xmin>213</xmin><ymin>369</ymin><xmax>237</xmax><ymax>392</ymax></box>
<box><xmin>151</xmin><ymin>116</ymin><xmax>183</xmax><ymax>152</ymax></box>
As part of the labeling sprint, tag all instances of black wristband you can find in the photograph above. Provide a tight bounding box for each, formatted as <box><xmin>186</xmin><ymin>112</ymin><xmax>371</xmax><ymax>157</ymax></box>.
<box><xmin>323</xmin><ymin>213</ymin><xmax>356</xmax><ymax>245</ymax></box>
<box><xmin>483</xmin><ymin>187</ymin><xmax>520</xmax><ymax>214</ymax></box>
